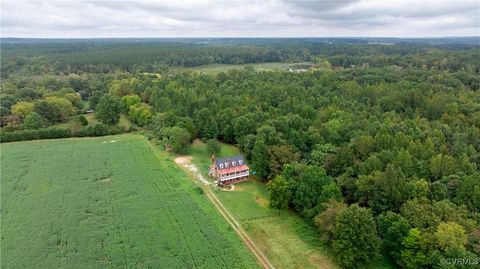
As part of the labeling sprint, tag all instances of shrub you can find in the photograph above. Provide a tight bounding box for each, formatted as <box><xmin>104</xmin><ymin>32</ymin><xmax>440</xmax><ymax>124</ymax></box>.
<box><xmin>23</xmin><ymin>112</ymin><xmax>48</xmax><ymax>130</ymax></box>
<box><xmin>206</xmin><ymin>139</ymin><xmax>221</xmax><ymax>155</ymax></box>
<box><xmin>76</xmin><ymin>115</ymin><xmax>89</xmax><ymax>126</ymax></box>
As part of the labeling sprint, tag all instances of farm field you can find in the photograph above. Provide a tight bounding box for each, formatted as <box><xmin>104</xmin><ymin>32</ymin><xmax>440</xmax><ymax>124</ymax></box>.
<box><xmin>179</xmin><ymin>62</ymin><xmax>313</xmax><ymax>74</ymax></box>
<box><xmin>1</xmin><ymin>134</ymin><xmax>259</xmax><ymax>269</ymax></box>
<box><xmin>187</xmin><ymin>141</ymin><xmax>397</xmax><ymax>269</ymax></box>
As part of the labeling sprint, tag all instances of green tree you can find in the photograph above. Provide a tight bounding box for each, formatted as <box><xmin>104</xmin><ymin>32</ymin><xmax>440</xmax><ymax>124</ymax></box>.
<box><xmin>193</xmin><ymin>108</ymin><xmax>219</xmax><ymax>139</ymax></box>
<box><xmin>430</xmin><ymin>154</ymin><xmax>457</xmax><ymax>180</ymax></box>
<box><xmin>377</xmin><ymin>211</ymin><xmax>410</xmax><ymax>262</ymax></box>
<box><xmin>164</xmin><ymin>127</ymin><xmax>191</xmax><ymax>153</ymax></box>
<box><xmin>95</xmin><ymin>95</ymin><xmax>122</xmax><ymax>125</ymax></box>
<box><xmin>309</xmin><ymin>143</ymin><xmax>336</xmax><ymax>166</ymax></box>
<box><xmin>267</xmin><ymin>175</ymin><xmax>292</xmax><ymax>211</ymax></box>
<box><xmin>400</xmin><ymin>228</ymin><xmax>430</xmax><ymax>269</ymax></box>
<box><xmin>22</xmin><ymin>112</ymin><xmax>48</xmax><ymax>130</ymax></box>
<box><xmin>401</xmin><ymin>197</ymin><xmax>440</xmax><ymax>229</ymax></box>
<box><xmin>75</xmin><ymin>115</ymin><xmax>89</xmax><ymax>126</ymax></box>
<box><xmin>268</xmin><ymin>145</ymin><xmax>300</xmax><ymax>177</ymax></box>
<box><xmin>206</xmin><ymin>139</ymin><xmax>221</xmax><ymax>155</ymax></box>
<box><xmin>45</xmin><ymin>97</ymin><xmax>75</xmax><ymax>121</ymax></box>
<box><xmin>251</xmin><ymin>139</ymin><xmax>269</xmax><ymax>179</ymax></box>
<box><xmin>108</xmin><ymin>78</ymin><xmax>134</xmax><ymax>97</ymax></box>
<box><xmin>128</xmin><ymin>103</ymin><xmax>152</xmax><ymax>126</ymax></box>
<box><xmin>332</xmin><ymin>204</ymin><xmax>381</xmax><ymax>268</ymax></box>
<box><xmin>121</xmin><ymin>94</ymin><xmax>141</xmax><ymax>111</ymax></box>
<box><xmin>233</xmin><ymin>115</ymin><xmax>255</xmax><ymax>143</ymax></box>
<box><xmin>33</xmin><ymin>100</ymin><xmax>61</xmax><ymax>123</ymax></box>
<box><xmin>314</xmin><ymin>200</ymin><xmax>347</xmax><ymax>243</ymax></box>
<box><xmin>11</xmin><ymin>101</ymin><xmax>34</xmax><ymax>119</ymax></box>
<box><xmin>434</xmin><ymin>222</ymin><xmax>468</xmax><ymax>251</ymax></box>
<box><xmin>294</xmin><ymin>166</ymin><xmax>337</xmax><ymax>218</ymax></box>
<box><xmin>64</xmin><ymin>92</ymin><xmax>83</xmax><ymax>109</ymax></box>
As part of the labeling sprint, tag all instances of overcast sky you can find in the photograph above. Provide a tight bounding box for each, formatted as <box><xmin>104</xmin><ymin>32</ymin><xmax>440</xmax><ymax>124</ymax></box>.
<box><xmin>1</xmin><ymin>0</ymin><xmax>479</xmax><ymax>38</ymax></box>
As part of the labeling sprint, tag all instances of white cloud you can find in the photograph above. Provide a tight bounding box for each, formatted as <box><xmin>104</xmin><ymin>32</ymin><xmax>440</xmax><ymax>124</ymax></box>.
<box><xmin>1</xmin><ymin>0</ymin><xmax>479</xmax><ymax>37</ymax></box>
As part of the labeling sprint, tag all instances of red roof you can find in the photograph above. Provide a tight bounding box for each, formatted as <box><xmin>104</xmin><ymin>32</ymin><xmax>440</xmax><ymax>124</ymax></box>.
<box><xmin>218</xmin><ymin>165</ymin><xmax>249</xmax><ymax>174</ymax></box>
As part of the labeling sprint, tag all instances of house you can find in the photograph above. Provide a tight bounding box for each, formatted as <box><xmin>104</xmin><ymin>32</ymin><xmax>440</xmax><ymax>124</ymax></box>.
<box><xmin>210</xmin><ymin>155</ymin><xmax>249</xmax><ymax>185</ymax></box>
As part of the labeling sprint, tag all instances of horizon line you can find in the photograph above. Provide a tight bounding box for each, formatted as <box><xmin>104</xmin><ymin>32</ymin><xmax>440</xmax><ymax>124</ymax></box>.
<box><xmin>1</xmin><ymin>36</ymin><xmax>479</xmax><ymax>39</ymax></box>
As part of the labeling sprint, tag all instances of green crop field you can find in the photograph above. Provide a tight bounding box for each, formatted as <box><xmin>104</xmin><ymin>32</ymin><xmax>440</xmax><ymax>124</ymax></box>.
<box><xmin>1</xmin><ymin>134</ymin><xmax>258</xmax><ymax>269</ymax></box>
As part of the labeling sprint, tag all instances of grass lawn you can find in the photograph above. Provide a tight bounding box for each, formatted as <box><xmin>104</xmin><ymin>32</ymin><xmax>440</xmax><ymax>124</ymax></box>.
<box><xmin>188</xmin><ymin>141</ymin><xmax>398</xmax><ymax>269</ymax></box>
<box><xmin>1</xmin><ymin>134</ymin><xmax>258</xmax><ymax>268</ymax></box>
<box><xmin>178</xmin><ymin>62</ymin><xmax>313</xmax><ymax>75</ymax></box>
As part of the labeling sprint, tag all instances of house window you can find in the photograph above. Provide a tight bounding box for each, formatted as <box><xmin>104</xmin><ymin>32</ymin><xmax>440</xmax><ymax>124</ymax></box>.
<box><xmin>239</xmin><ymin>160</ymin><xmax>243</xmax><ymax>165</ymax></box>
<box><xmin>232</xmin><ymin>161</ymin><xmax>236</xmax><ymax>166</ymax></box>
<box><xmin>219</xmin><ymin>164</ymin><xmax>223</xmax><ymax>168</ymax></box>
<box><xmin>225</xmin><ymin>162</ymin><xmax>229</xmax><ymax>167</ymax></box>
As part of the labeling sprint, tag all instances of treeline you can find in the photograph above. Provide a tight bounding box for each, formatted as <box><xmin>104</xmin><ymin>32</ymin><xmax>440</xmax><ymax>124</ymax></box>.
<box><xmin>2</xmin><ymin>39</ymin><xmax>478</xmax><ymax>77</ymax></box>
<box><xmin>0</xmin><ymin>124</ymin><xmax>128</xmax><ymax>143</ymax></box>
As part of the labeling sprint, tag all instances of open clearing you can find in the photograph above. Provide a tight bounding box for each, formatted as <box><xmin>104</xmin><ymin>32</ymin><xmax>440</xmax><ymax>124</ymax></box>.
<box><xmin>1</xmin><ymin>134</ymin><xmax>259</xmax><ymax>268</ymax></box>
<box><xmin>187</xmin><ymin>141</ymin><xmax>397</xmax><ymax>269</ymax></box>
<box><xmin>187</xmin><ymin>141</ymin><xmax>339</xmax><ymax>269</ymax></box>
<box><xmin>178</xmin><ymin>62</ymin><xmax>313</xmax><ymax>74</ymax></box>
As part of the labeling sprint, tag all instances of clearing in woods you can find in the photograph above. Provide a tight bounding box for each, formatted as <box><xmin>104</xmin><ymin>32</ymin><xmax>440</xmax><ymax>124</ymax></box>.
<box><xmin>187</xmin><ymin>141</ymin><xmax>397</xmax><ymax>269</ymax></box>
<box><xmin>0</xmin><ymin>134</ymin><xmax>259</xmax><ymax>269</ymax></box>
<box><xmin>187</xmin><ymin>141</ymin><xmax>340</xmax><ymax>269</ymax></box>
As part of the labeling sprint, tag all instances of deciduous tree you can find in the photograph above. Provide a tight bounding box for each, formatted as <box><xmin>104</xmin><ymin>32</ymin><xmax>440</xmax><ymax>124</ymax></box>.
<box><xmin>332</xmin><ymin>204</ymin><xmax>381</xmax><ymax>268</ymax></box>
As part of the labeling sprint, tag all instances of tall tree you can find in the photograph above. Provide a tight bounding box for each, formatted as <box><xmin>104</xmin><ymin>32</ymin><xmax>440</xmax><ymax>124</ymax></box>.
<box><xmin>164</xmin><ymin>126</ymin><xmax>191</xmax><ymax>153</ymax></box>
<box><xmin>33</xmin><ymin>100</ymin><xmax>61</xmax><ymax>123</ymax></box>
<box><xmin>193</xmin><ymin>108</ymin><xmax>219</xmax><ymax>139</ymax></box>
<box><xmin>267</xmin><ymin>175</ymin><xmax>292</xmax><ymax>211</ymax></box>
<box><xmin>377</xmin><ymin>211</ymin><xmax>410</xmax><ymax>262</ymax></box>
<box><xmin>251</xmin><ymin>139</ymin><xmax>269</xmax><ymax>179</ymax></box>
<box><xmin>332</xmin><ymin>204</ymin><xmax>381</xmax><ymax>268</ymax></box>
<box><xmin>95</xmin><ymin>95</ymin><xmax>122</xmax><ymax>125</ymax></box>
<box><xmin>314</xmin><ymin>200</ymin><xmax>347</xmax><ymax>244</ymax></box>
<box><xmin>11</xmin><ymin>101</ymin><xmax>34</xmax><ymax>119</ymax></box>
<box><xmin>400</xmin><ymin>228</ymin><xmax>430</xmax><ymax>269</ymax></box>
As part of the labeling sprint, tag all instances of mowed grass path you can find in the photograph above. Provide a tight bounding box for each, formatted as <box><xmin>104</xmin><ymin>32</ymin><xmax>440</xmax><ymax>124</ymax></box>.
<box><xmin>1</xmin><ymin>134</ymin><xmax>259</xmax><ymax>269</ymax></box>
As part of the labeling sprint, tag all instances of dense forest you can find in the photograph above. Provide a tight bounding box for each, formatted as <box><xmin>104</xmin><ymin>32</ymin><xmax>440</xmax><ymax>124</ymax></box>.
<box><xmin>1</xmin><ymin>38</ymin><xmax>479</xmax><ymax>268</ymax></box>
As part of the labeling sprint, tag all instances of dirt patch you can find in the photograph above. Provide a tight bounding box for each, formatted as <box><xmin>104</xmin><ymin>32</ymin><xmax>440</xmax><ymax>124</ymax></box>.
<box><xmin>101</xmin><ymin>140</ymin><xmax>117</xmax><ymax>144</ymax></box>
<box><xmin>174</xmin><ymin>156</ymin><xmax>193</xmax><ymax>165</ymax></box>
<box><xmin>256</xmin><ymin>196</ymin><xmax>268</xmax><ymax>207</ymax></box>
<box><xmin>174</xmin><ymin>156</ymin><xmax>210</xmax><ymax>185</ymax></box>
<box><xmin>309</xmin><ymin>254</ymin><xmax>339</xmax><ymax>269</ymax></box>
<box><xmin>234</xmin><ymin>185</ymin><xmax>244</xmax><ymax>191</ymax></box>
<box><xmin>100</xmin><ymin>177</ymin><xmax>111</xmax><ymax>182</ymax></box>
<box><xmin>218</xmin><ymin>184</ymin><xmax>235</xmax><ymax>191</ymax></box>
